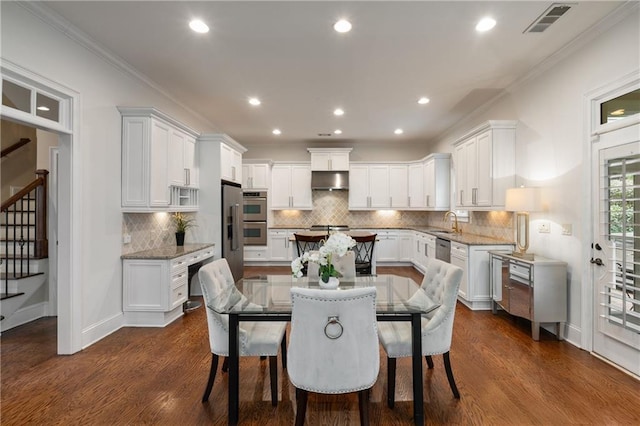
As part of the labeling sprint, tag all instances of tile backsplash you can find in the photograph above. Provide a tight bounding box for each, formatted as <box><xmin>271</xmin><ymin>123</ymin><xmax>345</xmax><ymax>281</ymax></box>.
<box><xmin>122</xmin><ymin>192</ymin><xmax>514</xmax><ymax>254</ymax></box>
<box><xmin>272</xmin><ymin>191</ymin><xmax>514</xmax><ymax>241</ymax></box>
<box><xmin>122</xmin><ymin>212</ymin><xmax>198</xmax><ymax>255</ymax></box>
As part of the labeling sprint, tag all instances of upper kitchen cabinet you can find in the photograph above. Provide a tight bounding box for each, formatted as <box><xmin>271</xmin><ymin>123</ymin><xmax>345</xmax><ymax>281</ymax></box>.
<box><xmin>308</xmin><ymin>148</ymin><xmax>351</xmax><ymax>171</ymax></box>
<box><xmin>424</xmin><ymin>153</ymin><xmax>451</xmax><ymax>210</ymax></box>
<box><xmin>408</xmin><ymin>154</ymin><xmax>451</xmax><ymax>210</ymax></box>
<box><xmin>220</xmin><ymin>141</ymin><xmax>245</xmax><ymax>185</ymax></box>
<box><xmin>242</xmin><ymin>161</ymin><xmax>271</xmax><ymax>190</ymax></box>
<box><xmin>454</xmin><ymin>120</ymin><xmax>516</xmax><ymax>210</ymax></box>
<box><xmin>119</xmin><ymin>107</ymin><xmax>200</xmax><ymax>212</ymax></box>
<box><xmin>168</xmin><ymin>129</ymin><xmax>198</xmax><ymax>188</ymax></box>
<box><xmin>271</xmin><ymin>163</ymin><xmax>312</xmax><ymax>210</ymax></box>
<box><xmin>349</xmin><ymin>164</ymin><xmax>390</xmax><ymax>209</ymax></box>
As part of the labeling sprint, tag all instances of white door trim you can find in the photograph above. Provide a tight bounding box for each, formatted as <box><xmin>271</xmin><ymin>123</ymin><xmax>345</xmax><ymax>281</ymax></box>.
<box><xmin>48</xmin><ymin>146</ymin><xmax>59</xmax><ymax>316</ymax></box>
<box><xmin>584</xmin><ymin>69</ymin><xmax>640</xmax><ymax>352</ymax></box>
<box><xmin>1</xmin><ymin>58</ymin><xmax>83</xmax><ymax>354</ymax></box>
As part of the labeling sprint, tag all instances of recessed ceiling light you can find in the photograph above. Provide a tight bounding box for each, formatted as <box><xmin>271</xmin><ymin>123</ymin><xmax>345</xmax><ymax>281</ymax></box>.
<box><xmin>334</xmin><ymin>129</ymin><xmax>343</xmax><ymax>135</ymax></box>
<box><xmin>333</xmin><ymin>108</ymin><xmax>345</xmax><ymax>116</ymax></box>
<box><xmin>36</xmin><ymin>106</ymin><xmax>50</xmax><ymax>111</ymax></box>
<box><xmin>476</xmin><ymin>17</ymin><xmax>496</xmax><ymax>32</ymax></box>
<box><xmin>248</xmin><ymin>97</ymin><xmax>261</xmax><ymax>106</ymax></box>
<box><xmin>189</xmin><ymin>19</ymin><xmax>209</xmax><ymax>33</ymax></box>
<box><xmin>272</xmin><ymin>129</ymin><xmax>281</xmax><ymax>135</ymax></box>
<box><xmin>610</xmin><ymin>109</ymin><xmax>625</xmax><ymax>116</ymax></box>
<box><xmin>418</xmin><ymin>97</ymin><xmax>430</xmax><ymax>105</ymax></box>
<box><xmin>394</xmin><ymin>128</ymin><xmax>404</xmax><ymax>135</ymax></box>
<box><xmin>334</xmin><ymin>19</ymin><xmax>352</xmax><ymax>33</ymax></box>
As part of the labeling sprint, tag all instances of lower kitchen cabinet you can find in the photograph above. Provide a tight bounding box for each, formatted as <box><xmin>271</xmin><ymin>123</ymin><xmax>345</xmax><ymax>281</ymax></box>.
<box><xmin>268</xmin><ymin>229</ymin><xmax>301</xmax><ymax>261</ymax></box>
<box><xmin>244</xmin><ymin>246</ymin><xmax>269</xmax><ymax>262</ymax></box>
<box><xmin>122</xmin><ymin>245</ymin><xmax>214</xmax><ymax>326</ymax></box>
<box><xmin>489</xmin><ymin>251</ymin><xmax>567</xmax><ymax>340</ymax></box>
<box><xmin>451</xmin><ymin>241</ymin><xmax>514</xmax><ymax>310</ymax></box>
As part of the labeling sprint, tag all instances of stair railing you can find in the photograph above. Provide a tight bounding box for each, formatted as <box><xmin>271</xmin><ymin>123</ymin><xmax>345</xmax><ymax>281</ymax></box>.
<box><xmin>1</xmin><ymin>138</ymin><xmax>32</xmax><ymax>159</ymax></box>
<box><xmin>1</xmin><ymin>170</ymin><xmax>48</xmax><ymax>297</ymax></box>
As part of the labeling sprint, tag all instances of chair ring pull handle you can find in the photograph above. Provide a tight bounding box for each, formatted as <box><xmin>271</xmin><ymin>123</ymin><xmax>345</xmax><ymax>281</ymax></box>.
<box><xmin>324</xmin><ymin>316</ymin><xmax>343</xmax><ymax>340</ymax></box>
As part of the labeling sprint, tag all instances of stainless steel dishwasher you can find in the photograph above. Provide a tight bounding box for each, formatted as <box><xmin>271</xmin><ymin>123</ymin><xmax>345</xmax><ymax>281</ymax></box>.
<box><xmin>435</xmin><ymin>237</ymin><xmax>451</xmax><ymax>263</ymax></box>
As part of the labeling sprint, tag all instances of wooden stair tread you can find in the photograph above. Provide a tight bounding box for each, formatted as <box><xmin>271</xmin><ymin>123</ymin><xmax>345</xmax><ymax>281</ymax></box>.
<box><xmin>0</xmin><ymin>272</ymin><xmax>45</xmax><ymax>280</ymax></box>
<box><xmin>0</xmin><ymin>292</ymin><xmax>26</xmax><ymax>300</ymax></box>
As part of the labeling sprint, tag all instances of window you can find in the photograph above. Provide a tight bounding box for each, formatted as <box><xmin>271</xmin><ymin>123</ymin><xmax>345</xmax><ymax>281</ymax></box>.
<box><xmin>604</xmin><ymin>154</ymin><xmax>640</xmax><ymax>333</ymax></box>
<box><xmin>600</xmin><ymin>88</ymin><xmax>640</xmax><ymax>124</ymax></box>
<box><xmin>2</xmin><ymin>78</ymin><xmax>61</xmax><ymax>123</ymax></box>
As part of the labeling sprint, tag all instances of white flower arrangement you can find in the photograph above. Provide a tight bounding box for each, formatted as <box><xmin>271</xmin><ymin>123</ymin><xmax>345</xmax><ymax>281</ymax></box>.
<box><xmin>291</xmin><ymin>232</ymin><xmax>356</xmax><ymax>282</ymax></box>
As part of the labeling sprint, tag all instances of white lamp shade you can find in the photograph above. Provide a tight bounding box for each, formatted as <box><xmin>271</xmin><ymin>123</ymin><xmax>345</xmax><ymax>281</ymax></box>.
<box><xmin>505</xmin><ymin>187</ymin><xmax>541</xmax><ymax>212</ymax></box>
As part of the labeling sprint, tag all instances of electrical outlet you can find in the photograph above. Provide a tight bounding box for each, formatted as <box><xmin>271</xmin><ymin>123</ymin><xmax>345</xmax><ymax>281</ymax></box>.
<box><xmin>538</xmin><ymin>221</ymin><xmax>550</xmax><ymax>233</ymax></box>
<box><xmin>562</xmin><ymin>224</ymin><xmax>573</xmax><ymax>236</ymax></box>
<box><xmin>123</xmin><ymin>234</ymin><xmax>131</xmax><ymax>244</ymax></box>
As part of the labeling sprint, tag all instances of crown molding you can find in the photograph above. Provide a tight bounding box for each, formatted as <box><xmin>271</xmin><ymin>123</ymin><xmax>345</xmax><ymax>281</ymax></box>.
<box><xmin>18</xmin><ymin>1</ymin><xmax>219</xmax><ymax>133</ymax></box>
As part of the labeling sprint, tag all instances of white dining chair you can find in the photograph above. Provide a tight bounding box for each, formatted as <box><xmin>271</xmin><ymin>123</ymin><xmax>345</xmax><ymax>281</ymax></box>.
<box><xmin>198</xmin><ymin>258</ymin><xmax>287</xmax><ymax>405</ymax></box>
<box><xmin>288</xmin><ymin>287</ymin><xmax>379</xmax><ymax>425</ymax></box>
<box><xmin>377</xmin><ymin>258</ymin><xmax>463</xmax><ymax>407</ymax></box>
<box><xmin>306</xmin><ymin>250</ymin><xmax>356</xmax><ymax>281</ymax></box>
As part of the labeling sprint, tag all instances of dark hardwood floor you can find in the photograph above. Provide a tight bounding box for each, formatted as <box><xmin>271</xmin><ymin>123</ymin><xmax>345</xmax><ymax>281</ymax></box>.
<box><xmin>1</xmin><ymin>266</ymin><xmax>638</xmax><ymax>425</ymax></box>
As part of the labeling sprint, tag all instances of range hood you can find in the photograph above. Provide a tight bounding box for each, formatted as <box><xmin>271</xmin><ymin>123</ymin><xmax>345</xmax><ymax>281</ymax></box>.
<box><xmin>311</xmin><ymin>171</ymin><xmax>349</xmax><ymax>190</ymax></box>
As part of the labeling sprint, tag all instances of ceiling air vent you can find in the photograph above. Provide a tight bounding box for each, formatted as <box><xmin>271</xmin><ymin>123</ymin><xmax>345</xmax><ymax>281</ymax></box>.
<box><xmin>524</xmin><ymin>3</ymin><xmax>573</xmax><ymax>33</ymax></box>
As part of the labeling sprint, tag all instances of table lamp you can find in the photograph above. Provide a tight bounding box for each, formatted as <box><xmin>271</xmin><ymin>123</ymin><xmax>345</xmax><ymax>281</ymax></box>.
<box><xmin>505</xmin><ymin>186</ymin><xmax>541</xmax><ymax>260</ymax></box>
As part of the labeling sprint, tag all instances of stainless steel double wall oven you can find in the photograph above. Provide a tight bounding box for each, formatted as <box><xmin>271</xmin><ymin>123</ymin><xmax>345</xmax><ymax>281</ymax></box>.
<box><xmin>243</xmin><ymin>191</ymin><xmax>267</xmax><ymax>245</ymax></box>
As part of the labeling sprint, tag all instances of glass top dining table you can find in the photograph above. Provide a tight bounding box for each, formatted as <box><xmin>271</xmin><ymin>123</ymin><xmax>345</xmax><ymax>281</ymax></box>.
<box><xmin>218</xmin><ymin>274</ymin><xmax>430</xmax><ymax>426</ymax></box>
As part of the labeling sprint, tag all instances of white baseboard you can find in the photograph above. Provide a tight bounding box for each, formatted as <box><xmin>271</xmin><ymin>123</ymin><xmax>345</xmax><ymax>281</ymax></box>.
<box><xmin>81</xmin><ymin>311</ymin><xmax>125</xmax><ymax>349</ymax></box>
<box><xmin>0</xmin><ymin>302</ymin><xmax>49</xmax><ymax>332</ymax></box>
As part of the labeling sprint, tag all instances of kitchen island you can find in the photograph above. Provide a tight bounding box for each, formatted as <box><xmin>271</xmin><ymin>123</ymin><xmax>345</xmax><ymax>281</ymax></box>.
<box><xmin>122</xmin><ymin>243</ymin><xmax>214</xmax><ymax>326</ymax></box>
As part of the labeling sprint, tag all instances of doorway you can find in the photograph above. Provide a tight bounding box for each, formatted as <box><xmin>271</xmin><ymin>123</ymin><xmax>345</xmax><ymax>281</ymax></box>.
<box><xmin>589</xmin><ymin>73</ymin><xmax>640</xmax><ymax>377</ymax></box>
<box><xmin>2</xmin><ymin>60</ymin><xmax>81</xmax><ymax>354</ymax></box>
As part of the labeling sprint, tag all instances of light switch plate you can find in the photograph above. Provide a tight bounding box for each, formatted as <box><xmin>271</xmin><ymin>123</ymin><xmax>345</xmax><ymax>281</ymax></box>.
<box><xmin>538</xmin><ymin>221</ymin><xmax>550</xmax><ymax>233</ymax></box>
<box><xmin>561</xmin><ymin>224</ymin><xmax>572</xmax><ymax>236</ymax></box>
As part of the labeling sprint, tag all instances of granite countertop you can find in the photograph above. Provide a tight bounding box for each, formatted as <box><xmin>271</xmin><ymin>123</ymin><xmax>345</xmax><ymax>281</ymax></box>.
<box><xmin>121</xmin><ymin>243</ymin><xmax>214</xmax><ymax>260</ymax></box>
<box><xmin>270</xmin><ymin>226</ymin><xmax>513</xmax><ymax>246</ymax></box>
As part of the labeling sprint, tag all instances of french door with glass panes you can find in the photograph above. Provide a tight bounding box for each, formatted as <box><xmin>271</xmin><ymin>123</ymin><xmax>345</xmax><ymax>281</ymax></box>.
<box><xmin>592</xmin><ymin>122</ymin><xmax>640</xmax><ymax>376</ymax></box>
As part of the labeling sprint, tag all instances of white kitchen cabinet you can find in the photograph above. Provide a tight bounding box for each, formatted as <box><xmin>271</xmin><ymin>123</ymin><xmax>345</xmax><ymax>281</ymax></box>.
<box><xmin>389</xmin><ymin>165</ymin><xmax>409</xmax><ymax>208</ymax></box>
<box><xmin>268</xmin><ymin>229</ymin><xmax>299</xmax><ymax>261</ymax></box>
<box><xmin>451</xmin><ymin>241</ymin><xmax>515</xmax><ymax>310</ymax></box>
<box><xmin>412</xmin><ymin>231</ymin><xmax>435</xmax><ymax>272</ymax></box>
<box><xmin>397</xmin><ymin>231</ymin><xmax>413</xmax><ymax>262</ymax></box>
<box><xmin>271</xmin><ymin>164</ymin><xmax>312</xmax><ymax>210</ymax></box>
<box><xmin>374</xmin><ymin>231</ymin><xmax>398</xmax><ymax>262</ymax></box>
<box><xmin>424</xmin><ymin>153</ymin><xmax>451</xmax><ymax>210</ymax></box>
<box><xmin>122</xmin><ymin>246</ymin><xmax>214</xmax><ymax>326</ymax></box>
<box><xmin>244</xmin><ymin>246</ymin><xmax>269</xmax><ymax>262</ymax></box>
<box><xmin>242</xmin><ymin>162</ymin><xmax>270</xmax><ymax>189</ymax></box>
<box><xmin>308</xmin><ymin>148</ymin><xmax>351</xmax><ymax>171</ymax></box>
<box><xmin>454</xmin><ymin>120</ymin><xmax>516</xmax><ymax>210</ymax></box>
<box><xmin>168</xmin><ymin>130</ymin><xmax>198</xmax><ymax>188</ymax></box>
<box><xmin>119</xmin><ymin>107</ymin><xmax>200</xmax><ymax>212</ymax></box>
<box><xmin>348</xmin><ymin>164</ymin><xmax>391</xmax><ymax>209</ymax></box>
<box><xmin>221</xmin><ymin>142</ymin><xmax>243</xmax><ymax>184</ymax></box>
<box><xmin>408</xmin><ymin>163</ymin><xmax>425</xmax><ymax>208</ymax></box>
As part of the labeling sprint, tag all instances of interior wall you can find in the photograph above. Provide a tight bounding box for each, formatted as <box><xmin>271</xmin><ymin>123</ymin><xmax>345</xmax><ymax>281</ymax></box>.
<box><xmin>430</xmin><ymin>8</ymin><xmax>640</xmax><ymax>343</ymax></box>
<box><xmin>1</xmin><ymin>118</ymin><xmax>37</xmax><ymax>200</ymax></box>
<box><xmin>36</xmin><ymin>129</ymin><xmax>58</xmax><ymax>170</ymax></box>
<box><xmin>1</xmin><ymin>2</ymin><xmax>218</xmax><ymax>346</ymax></box>
<box><xmin>243</xmin><ymin>139</ymin><xmax>435</xmax><ymax>162</ymax></box>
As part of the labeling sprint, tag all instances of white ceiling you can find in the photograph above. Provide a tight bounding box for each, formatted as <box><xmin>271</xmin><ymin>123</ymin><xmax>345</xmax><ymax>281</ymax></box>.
<box><xmin>43</xmin><ymin>1</ymin><xmax>624</xmax><ymax>146</ymax></box>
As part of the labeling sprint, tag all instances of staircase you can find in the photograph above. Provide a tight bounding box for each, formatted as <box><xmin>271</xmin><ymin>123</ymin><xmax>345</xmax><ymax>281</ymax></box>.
<box><xmin>1</xmin><ymin>171</ymin><xmax>49</xmax><ymax>330</ymax></box>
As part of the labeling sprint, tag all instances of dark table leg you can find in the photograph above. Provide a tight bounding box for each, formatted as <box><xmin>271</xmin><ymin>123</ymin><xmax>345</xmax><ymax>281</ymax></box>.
<box><xmin>411</xmin><ymin>312</ymin><xmax>424</xmax><ymax>426</ymax></box>
<box><xmin>229</xmin><ymin>313</ymin><xmax>240</xmax><ymax>426</ymax></box>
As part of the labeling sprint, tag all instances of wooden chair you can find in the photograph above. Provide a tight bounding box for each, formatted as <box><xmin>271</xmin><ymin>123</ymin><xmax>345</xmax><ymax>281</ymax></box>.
<box><xmin>294</xmin><ymin>234</ymin><xmax>327</xmax><ymax>275</ymax></box>
<box><xmin>352</xmin><ymin>234</ymin><xmax>376</xmax><ymax>275</ymax></box>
